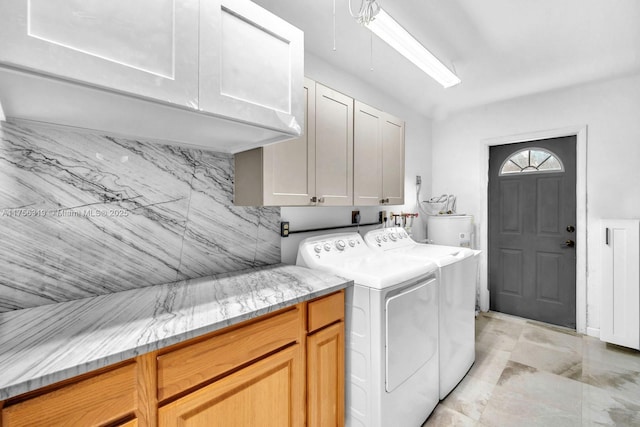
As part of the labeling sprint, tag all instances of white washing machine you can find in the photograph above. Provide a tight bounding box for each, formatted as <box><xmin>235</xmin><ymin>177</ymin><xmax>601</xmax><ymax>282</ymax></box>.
<box><xmin>296</xmin><ymin>232</ymin><xmax>439</xmax><ymax>427</ymax></box>
<box><xmin>364</xmin><ymin>227</ymin><xmax>481</xmax><ymax>399</ymax></box>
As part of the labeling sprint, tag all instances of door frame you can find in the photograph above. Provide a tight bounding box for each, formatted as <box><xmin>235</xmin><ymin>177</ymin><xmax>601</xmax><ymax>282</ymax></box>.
<box><xmin>479</xmin><ymin>125</ymin><xmax>588</xmax><ymax>334</ymax></box>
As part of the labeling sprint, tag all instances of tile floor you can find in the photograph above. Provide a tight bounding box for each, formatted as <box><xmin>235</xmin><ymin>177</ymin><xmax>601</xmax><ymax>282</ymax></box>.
<box><xmin>422</xmin><ymin>311</ymin><xmax>640</xmax><ymax>426</ymax></box>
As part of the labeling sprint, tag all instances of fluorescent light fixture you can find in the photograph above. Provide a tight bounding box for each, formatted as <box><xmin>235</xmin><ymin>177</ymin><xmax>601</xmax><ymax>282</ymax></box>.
<box><xmin>365</xmin><ymin>9</ymin><xmax>461</xmax><ymax>88</ymax></box>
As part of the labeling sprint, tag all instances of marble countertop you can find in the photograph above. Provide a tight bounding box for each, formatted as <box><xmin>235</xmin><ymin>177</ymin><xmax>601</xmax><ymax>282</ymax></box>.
<box><xmin>0</xmin><ymin>264</ymin><xmax>352</xmax><ymax>400</ymax></box>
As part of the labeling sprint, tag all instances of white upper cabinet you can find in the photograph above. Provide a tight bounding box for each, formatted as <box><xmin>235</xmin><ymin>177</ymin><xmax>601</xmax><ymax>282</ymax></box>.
<box><xmin>315</xmin><ymin>83</ymin><xmax>354</xmax><ymax>206</ymax></box>
<box><xmin>354</xmin><ymin>101</ymin><xmax>383</xmax><ymax>206</ymax></box>
<box><xmin>0</xmin><ymin>0</ymin><xmax>304</xmax><ymax>152</ymax></box>
<box><xmin>381</xmin><ymin>112</ymin><xmax>405</xmax><ymax>205</ymax></box>
<box><xmin>199</xmin><ymin>0</ymin><xmax>304</xmax><ymax>136</ymax></box>
<box><xmin>0</xmin><ymin>0</ymin><xmax>199</xmax><ymax>107</ymax></box>
<box><xmin>354</xmin><ymin>101</ymin><xmax>405</xmax><ymax>206</ymax></box>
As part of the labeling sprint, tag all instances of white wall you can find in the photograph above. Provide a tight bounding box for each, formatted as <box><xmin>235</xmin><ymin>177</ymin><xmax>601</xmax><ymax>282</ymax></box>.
<box><xmin>432</xmin><ymin>72</ymin><xmax>640</xmax><ymax>334</ymax></box>
<box><xmin>281</xmin><ymin>53</ymin><xmax>433</xmax><ymax>264</ymax></box>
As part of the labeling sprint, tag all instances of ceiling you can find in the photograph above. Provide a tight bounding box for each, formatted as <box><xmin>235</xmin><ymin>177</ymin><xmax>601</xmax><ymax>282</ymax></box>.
<box><xmin>252</xmin><ymin>0</ymin><xmax>640</xmax><ymax>119</ymax></box>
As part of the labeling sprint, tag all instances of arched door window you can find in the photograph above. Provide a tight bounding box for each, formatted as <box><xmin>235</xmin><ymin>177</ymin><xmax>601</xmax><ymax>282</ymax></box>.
<box><xmin>499</xmin><ymin>147</ymin><xmax>564</xmax><ymax>175</ymax></box>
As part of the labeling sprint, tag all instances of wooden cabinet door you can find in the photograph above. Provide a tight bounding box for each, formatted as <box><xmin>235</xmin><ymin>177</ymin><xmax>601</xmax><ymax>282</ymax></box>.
<box><xmin>307</xmin><ymin>322</ymin><xmax>345</xmax><ymax>427</ymax></box>
<box><xmin>315</xmin><ymin>84</ymin><xmax>354</xmax><ymax>206</ymax></box>
<box><xmin>353</xmin><ymin>101</ymin><xmax>383</xmax><ymax>206</ymax></box>
<box><xmin>199</xmin><ymin>0</ymin><xmax>304</xmax><ymax>136</ymax></box>
<box><xmin>158</xmin><ymin>345</ymin><xmax>305</xmax><ymax>427</ymax></box>
<box><xmin>262</xmin><ymin>78</ymin><xmax>317</xmax><ymax>206</ymax></box>
<box><xmin>601</xmin><ymin>219</ymin><xmax>640</xmax><ymax>350</ymax></box>
<box><xmin>381</xmin><ymin>113</ymin><xmax>405</xmax><ymax>205</ymax></box>
<box><xmin>0</xmin><ymin>0</ymin><xmax>199</xmax><ymax>107</ymax></box>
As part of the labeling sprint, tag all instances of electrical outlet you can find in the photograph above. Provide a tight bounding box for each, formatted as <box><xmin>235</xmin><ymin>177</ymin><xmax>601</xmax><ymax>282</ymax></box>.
<box><xmin>352</xmin><ymin>210</ymin><xmax>360</xmax><ymax>224</ymax></box>
<box><xmin>280</xmin><ymin>221</ymin><xmax>289</xmax><ymax>237</ymax></box>
<box><xmin>416</xmin><ymin>175</ymin><xmax>422</xmax><ymax>185</ymax></box>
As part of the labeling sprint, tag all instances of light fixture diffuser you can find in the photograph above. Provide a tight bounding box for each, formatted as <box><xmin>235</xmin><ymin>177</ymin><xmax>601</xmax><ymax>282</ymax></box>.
<box><xmin>365</xmin><ymin>9</ymin><xmax>461</xmax><ymax>88</ymax></box>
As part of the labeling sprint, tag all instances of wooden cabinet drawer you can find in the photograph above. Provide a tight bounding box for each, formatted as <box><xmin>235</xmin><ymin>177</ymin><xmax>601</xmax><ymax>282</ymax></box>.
<box><xmin>157</xmin><ymin>305</ymin><xmax>302</xmax><ymax>401</ymax></box>
<box><xmin>307</xmin><ymin>291</ymin><xmax>345</xmax><ymax>334</ymax></box>
<box><xmin>2</xmin><ymin>363</ymin><xmax>137</xmax><ymax>427</ymax></box>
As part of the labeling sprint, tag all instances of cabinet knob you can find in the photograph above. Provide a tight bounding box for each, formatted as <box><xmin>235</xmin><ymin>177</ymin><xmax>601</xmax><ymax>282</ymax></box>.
<box><xmin>318</xmin><ymin>197</ymin><xmax>325</xmax><ymax>203</ymax></box>
<box><xmin>310</xmin><ymin>196</ymin><xmax>317</xmax><ymax>203</ymax></box>
<box><xmin>380</xmin><ymin>198</ymin><xmax>390</xmax><ymax>204</ymax></box>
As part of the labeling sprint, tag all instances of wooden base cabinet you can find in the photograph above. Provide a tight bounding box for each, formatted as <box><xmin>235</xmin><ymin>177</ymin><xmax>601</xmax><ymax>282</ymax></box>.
<box><xmin>1</xmin><ymin>291</ymin><xmax>346</xmax><ymax>427</ymax></box>
<box><xmin>306</xmin><ymin>291</ymin><xmax>345</xmax><ymax>427</ymax></box>
<box><xmin>158</xmin><ymin>345</ymin><xmax>304</xmax><ymax>427</ymax></box>
<box><xmin>307</xmin><ymin>322</ymin><xmax>345</xmax><ymax>427</ymax></box>
<box><xmin>1</xmin><ymin>361</ymin><xmax>148</xmax><ymax>427</ymax></box>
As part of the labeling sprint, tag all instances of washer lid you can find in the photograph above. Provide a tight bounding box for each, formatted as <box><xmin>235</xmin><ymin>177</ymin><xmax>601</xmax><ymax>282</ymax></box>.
<box><xmin>307</xmin><ymin>253</ymin><xmax>436</xmax><ymax>289</ymax></box>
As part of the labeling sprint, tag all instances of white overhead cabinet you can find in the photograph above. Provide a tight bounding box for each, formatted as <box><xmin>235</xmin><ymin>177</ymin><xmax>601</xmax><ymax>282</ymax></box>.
<box><xmin>235</xmin><ymin>81</ymin><xmax>404</xmax><ymax>207</ymax></box>
<box><xmin>314</xmin><ymin>83</ymin><xmax>354</xmax><ymax>206</ymax></box>
<box><xmin>0</xmin><ymin>0</ymin><xmax>200</xmax><ymax>106</ymax></box>
<box><xmin>354</xmin><ymin>101</ymin><xmax>405</xmax><ymax>206</ymax></box>
<box><xmin>235</xmin><ymin>80</ymin><xmax>354</xmax><ymax>207</ymax></box>
<box><xmin>600</xmin><ymin>219</ymin><xmax>640</xmax><ymax>350</ymax></box>
<box><xmin>199</xmin><ymin>0</ymin><xmax>304</xmax><ymax>136</ymax></box>
<box><xmin>235</xmin><ymin>78</ymin><xmax>317</xmax><ymax>206</ymax></box>
<box><xmin>0</xmin><ymin>0</ymin><xmax>303</xmax><ymax>152</ymax></box>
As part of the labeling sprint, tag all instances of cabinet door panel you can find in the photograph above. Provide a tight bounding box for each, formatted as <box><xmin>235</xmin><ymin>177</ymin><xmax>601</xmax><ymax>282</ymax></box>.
<box><xmin>315</xmin><ymin>84</ymin><xmax>354</xmax><ymax>206</ymax></box>
<box><xmin>382</xmin><ymin>114</ymin><xmax>405</xmax><ymax>205</ymax></box>
<box><xmin>158</xmin><ymin>345</ymin><xmax>304</xmax><ymax>427</ymax></box>
<box><xmin>307</xmin><ymin>322</ymin><xmax>345</xmax><ymax>427</ymax></box>
<box><xmin>200</xmin><ymin>0</ymin><xmax>304</xmax><ymax>136</ymax></box>
<box><xmin>601</xmin><ymin>220</ymin><xmax>640</xmax><ymax>349</ymax></box>
<box><xmin>263</xmin><ymin>78</ymin><xmax>316</xmax><ymax>206</ymax></box>
<box><xmin>354</xmin><ymin>101</ymin><xmax>383</xmax><ymax>206</ymax></box>
<box><xmin>0</xmin><ymin>0</ymin><xmax>199</xmax><ymax>107</ymax></box>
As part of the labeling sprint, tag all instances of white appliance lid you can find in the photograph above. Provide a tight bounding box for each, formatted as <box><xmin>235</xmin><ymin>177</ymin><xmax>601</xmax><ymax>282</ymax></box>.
<box><xmin>296</xmin><ymin>232</ymin><xmax>437</xmax><ymax>289</ymax></box>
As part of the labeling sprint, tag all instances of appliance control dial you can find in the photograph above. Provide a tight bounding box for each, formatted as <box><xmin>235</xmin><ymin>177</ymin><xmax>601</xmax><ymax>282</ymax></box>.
<box><xmin>348</xmin><ymin>239</ymin><xmax>356</xmax><ymax>247</ymax></box>
<box><xmin>336</xmin><ymin>240</ymin><xmax>346</xmax><ymax>251</ymax></box>
<box><xmin>375</xmin><ymin>236</ymin><xmax>381</xmax><ymax>243</ymax></box>
<box><xmin>314</xmin><ymin>245</ymin><xmax>322</xmax><ymax>254</ymax></box>
<box><xmin>323</xmin><ymin>243</ymin><xmax>331</xmax><ymax>252</ymax></box>
<box><xmin>382</xmin><ymin>236</ymin><xmax>388</xmax><ymax>242</ymax></box>
<box><xmin>389</xmin><ymin>232</ymin><xmax>397</xmax><ymax>241</ymax></box>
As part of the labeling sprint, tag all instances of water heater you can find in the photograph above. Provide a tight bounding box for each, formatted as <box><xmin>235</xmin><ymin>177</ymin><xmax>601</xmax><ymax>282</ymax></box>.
<box><xmin>427</xmin><ymin>215</ymin><xmax>475</xmax><ymax>248</ymax></box>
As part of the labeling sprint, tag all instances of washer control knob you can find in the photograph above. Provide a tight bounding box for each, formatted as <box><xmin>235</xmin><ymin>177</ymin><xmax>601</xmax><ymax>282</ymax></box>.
<box><xmin>389</xmin><ymin>232</ymin><xmax>398</xmax><ymax>241</ymax></box>
<box><xmin>348</xmin><ymin>239</ymin><xmax>356</xmax><ymax>247</ymax></box>
<box><xmin>336</xmin><ymin>240</ymin><xmax>346</xmax><ymax>251</ymax></box>
<box><xmin>382</xmin><ymin>236</ymin><xmax>388</xmax><ymax>242</ymax></box>
<box><xmin>375</xmin><ymin>236</ymin><xmax>382</xmax><ymax>243</ymax></box>
<box><xmin>314</xmin><ymin>245</ymin><xmax>322</xmax><ymax>254</ymax></box>
<box><xmin>323</xmin><ymin>243</ymin><xmax>331</xmax><ymax>252</ymax></box>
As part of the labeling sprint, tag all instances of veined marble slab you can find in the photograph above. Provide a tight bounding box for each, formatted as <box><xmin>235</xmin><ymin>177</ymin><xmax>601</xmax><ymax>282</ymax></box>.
<box><xmin>0</xmin><ymin>120</ymin><xmax>281</xmax><ymax>311</ymax></box>
<box><xmin>0</xmin><ymin>263</ymin><xmax>352</xmax><ymax>400</ymax></box>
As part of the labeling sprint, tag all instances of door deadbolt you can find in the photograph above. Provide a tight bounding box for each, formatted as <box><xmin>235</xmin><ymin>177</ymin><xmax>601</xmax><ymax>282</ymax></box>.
<box><xmin>566</xmin><ymin>225</ymin><xmax>575</xmax><ymax>232</ymax></box>
<box><xmin>564</xmin><ymin>239</ymin><xmax>575</xmax><ymax>248</ymax></box>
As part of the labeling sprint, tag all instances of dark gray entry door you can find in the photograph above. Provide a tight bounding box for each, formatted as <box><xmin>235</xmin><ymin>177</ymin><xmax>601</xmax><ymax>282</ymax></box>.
<box><xmin>489</xmin><ymin>136</ymin><xmax>577</xmax><ymax>328</ymax></box>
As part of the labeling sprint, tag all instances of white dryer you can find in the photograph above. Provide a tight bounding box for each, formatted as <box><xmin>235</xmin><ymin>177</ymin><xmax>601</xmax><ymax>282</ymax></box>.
<box><xmin>364</xmin><ymin>227</ymin><xmax>481</xmax><ymax>399</ymax></box>
<box><xmin>297</xmin><ymin>232</ymin><xmax>439</xmax><ymax>427</ymax></box>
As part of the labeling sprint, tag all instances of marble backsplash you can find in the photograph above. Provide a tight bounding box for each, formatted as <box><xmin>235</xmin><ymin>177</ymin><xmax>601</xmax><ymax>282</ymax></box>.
<box><xmin>0</xmin><ymin>120</ymin><xmax>280</xmax><ymax>312</ymax></box>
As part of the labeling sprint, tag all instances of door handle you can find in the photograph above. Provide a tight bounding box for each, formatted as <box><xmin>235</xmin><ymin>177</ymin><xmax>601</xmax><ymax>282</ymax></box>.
<box><xmin>563</xmin><ymin>239</ymin><xmax>575</xmax><ymax>248</ymax></box>
<box><xmin>566</xmin><ymin>225</ymin><xmax>575</xmax><ymax>232</ymax></box>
